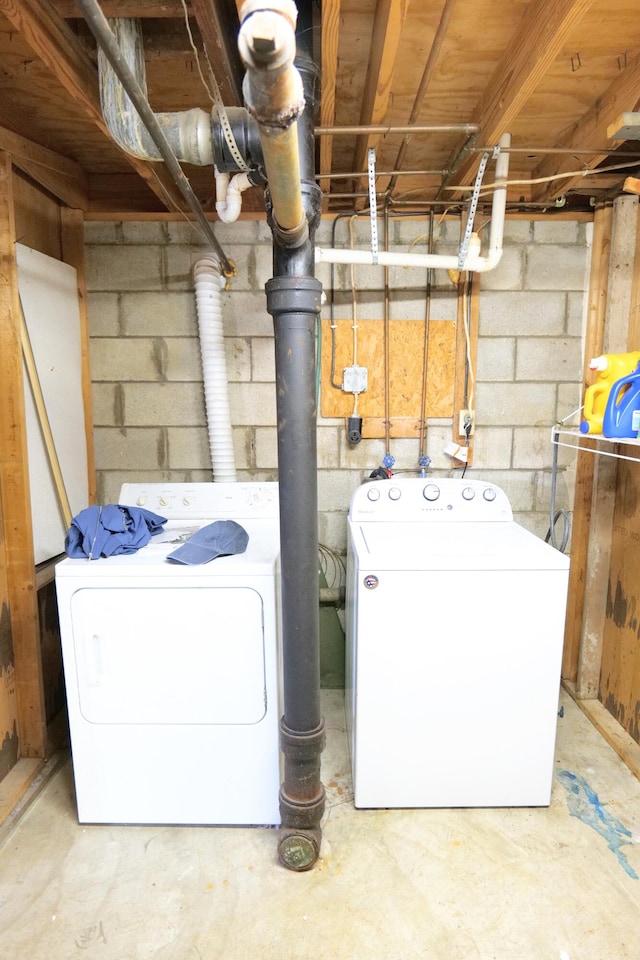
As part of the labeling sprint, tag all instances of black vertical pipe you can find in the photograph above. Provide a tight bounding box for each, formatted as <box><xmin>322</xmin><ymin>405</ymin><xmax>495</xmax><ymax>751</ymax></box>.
<box><xmin>265</xmin><ymin>37</ymin><xmax>326</xmax><ymax>869</ymax></box>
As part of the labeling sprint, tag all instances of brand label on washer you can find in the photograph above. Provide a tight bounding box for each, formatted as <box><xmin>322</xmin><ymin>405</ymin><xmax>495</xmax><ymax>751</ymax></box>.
<box><xmin>363</xmin><ymin>574</ymin><xmax>379</xmax><ymax>589</ymax></box>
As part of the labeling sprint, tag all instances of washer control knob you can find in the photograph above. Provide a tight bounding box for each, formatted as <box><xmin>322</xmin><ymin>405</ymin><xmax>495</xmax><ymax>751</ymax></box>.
<box><xmin>462</xmin><ymin>486</ymin><xmax>475</xmax><ymax>501</ymax></box>
<box><xmin>483</xmin><ymin>487</ymin><xmax>497</xmax><ymax>502</ymax></box>
<box><xmin>182</xmin><ymin>497</ymin><xmax>191</xmax><ymax>506</ymax></box>
<box><xmin>388</xmin><ymin>487</ymin><xmax>401</xmax><ymax>501</ymax></box>
<box><xmin>136</xmin><ymin>497</ymin><xmax>146</xmax><ymax>506</ymax></box>
<box><xmin>159</xmin><ymin>497</ymin><xmax>168</xmax><ymax>507</ymax></box>
<box><xmin>367</xmin><ymin>486</ymin><xmax>381</xmax><ymax>501</ymax></box>
<box><xmin>423</xmin><ymin>483</ymin><xmax>440</xmax><ymax>501</ymax></box>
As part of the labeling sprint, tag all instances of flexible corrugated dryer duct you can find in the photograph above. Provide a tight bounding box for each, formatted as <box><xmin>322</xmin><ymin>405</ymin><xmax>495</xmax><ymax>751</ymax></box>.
<box><xmin>193</xmin><ymin>258</ymin><xmax>237</xmax><ymax>482</ymax></box>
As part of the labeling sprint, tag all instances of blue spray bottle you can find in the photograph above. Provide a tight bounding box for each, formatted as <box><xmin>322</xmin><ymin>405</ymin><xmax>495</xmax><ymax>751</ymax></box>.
<box><xmin>602</xmin><ymin>362</ymin><xmax>640</xmax><ymax>439</ymax></box>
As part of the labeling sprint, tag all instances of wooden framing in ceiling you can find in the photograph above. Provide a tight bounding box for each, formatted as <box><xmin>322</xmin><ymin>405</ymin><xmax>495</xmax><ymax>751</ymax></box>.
<box><xmin>0</xmin><ymin>2</ymin><xmax>639</xmax><ymax>213</ymax></box>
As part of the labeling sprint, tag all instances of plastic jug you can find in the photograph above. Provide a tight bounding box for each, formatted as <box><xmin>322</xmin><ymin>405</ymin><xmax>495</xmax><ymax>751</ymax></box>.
<box><xmin>603</xmin><ymin>364</ymin><xmax>640</xmax><ymax>439</ymax></box>
<box><xmin>580</xmin><ymin>352</ymin><xmax>640</xmax><ymax>434</ymax></box>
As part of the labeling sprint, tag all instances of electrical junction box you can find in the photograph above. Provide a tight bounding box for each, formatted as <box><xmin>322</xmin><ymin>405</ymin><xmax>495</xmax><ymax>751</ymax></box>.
<box><xmin>343</xmin><ymin>365</ymin><xmax>368</xmax><ymax>394</ymax></box>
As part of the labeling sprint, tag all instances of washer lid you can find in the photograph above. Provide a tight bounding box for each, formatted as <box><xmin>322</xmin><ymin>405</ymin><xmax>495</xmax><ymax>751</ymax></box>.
<box><xmin>352</xmin><ymin>520</ymin><xmax>570</xmax><ymax>571</ymax></box>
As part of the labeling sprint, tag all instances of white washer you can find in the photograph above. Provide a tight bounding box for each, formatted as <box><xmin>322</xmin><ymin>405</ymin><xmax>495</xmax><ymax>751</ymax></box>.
<box><xmin>55</xmin><ymin>482</ymin><xmax>281</xmax><ymax>825</ymax></box>
<box><xmin>346</xmin><ymin>477</ymin><xmax>570</xmax><ymax>809</ymax></box>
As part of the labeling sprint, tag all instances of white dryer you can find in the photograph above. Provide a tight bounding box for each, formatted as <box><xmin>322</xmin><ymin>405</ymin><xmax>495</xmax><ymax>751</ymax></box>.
<box><xmin>55</xmin><ymin>482</ymin><xmax>281</xmax><ymax>825</ymax></box>
<box><xmin>346</xmin><ymin>477</ymin><xmax>569</xmax><ymax>809</ymax></box>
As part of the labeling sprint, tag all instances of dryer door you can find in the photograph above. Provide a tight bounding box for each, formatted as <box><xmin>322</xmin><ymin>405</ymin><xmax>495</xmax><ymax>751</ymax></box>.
<box><xmin>69</xmin><ymin>586</ymin><xmax>266</xmax><ymax>724</ymax></box>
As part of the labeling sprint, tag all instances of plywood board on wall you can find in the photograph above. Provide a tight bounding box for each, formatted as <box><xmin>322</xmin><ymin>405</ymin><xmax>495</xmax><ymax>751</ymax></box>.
<box><xmin>320</xmin><ymin>318</ymin><xmax>456</xmax><ymax>437</ymax></box>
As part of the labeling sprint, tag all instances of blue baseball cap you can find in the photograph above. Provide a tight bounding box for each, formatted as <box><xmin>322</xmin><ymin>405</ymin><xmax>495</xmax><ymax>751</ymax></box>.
<box><xmin>166</xmin><ymin>520</ymin><xmax>249</xmax><ymax>565</ymax></box>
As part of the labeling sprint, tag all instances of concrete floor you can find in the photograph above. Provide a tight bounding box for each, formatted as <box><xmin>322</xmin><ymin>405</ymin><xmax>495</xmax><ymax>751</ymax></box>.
<box><xmin>1</xmin><ymin>689</ymin><xmax>639</xmax><ymax>959</ymax></box>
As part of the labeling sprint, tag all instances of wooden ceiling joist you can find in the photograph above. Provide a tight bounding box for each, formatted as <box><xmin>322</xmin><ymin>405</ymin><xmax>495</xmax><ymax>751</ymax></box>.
<box><xmin>532</xmin><ymin>51</ymin><xmax>640</xmax><ymax>202</ymax></box>
<box><xmin>0</xmin><ymin>123</ymin><xmax>89</xmax><ymax>208</ymax></box>
<box><xmin>352</xmin><ymin>0</ymin><xmax>410</xmax><ymax>176</ymax></box>
<box><xmin>191</xmin><ymin>0</ymin><xmax>243</xmax><ymax>107</ymax></box>
<box><xmin>0</xmin><ymin>0</ymin><xmax>189</xmax><ymax>211</ymax></box>
<box><xmin>387</xmin><ymin>0</ymin><xmax>455</xmax><ymax>193</ymax></box>
<box><xmin>446</xmin><ymin>0</ymin><xmax>597</xmax><ymax>191</ymax></box>
<box><xmin>56</xmin><ymin>1</ymin><xmax>194</xmax><ymax>17</ymax></box>
<box><xmin>319</xmin><ymin>0</ymin><xmax>341</xmax><ymax>204</ymax></box>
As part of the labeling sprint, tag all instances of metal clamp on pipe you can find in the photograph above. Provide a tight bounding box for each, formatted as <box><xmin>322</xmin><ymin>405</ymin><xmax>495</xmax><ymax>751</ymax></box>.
<box><xmin>238</xmin><ymin>0</ymin><xmax>308</xmax><ymax>247</ymax></box>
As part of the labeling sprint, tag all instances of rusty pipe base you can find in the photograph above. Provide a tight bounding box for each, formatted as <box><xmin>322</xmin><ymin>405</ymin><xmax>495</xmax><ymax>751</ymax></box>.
<box><xmin>278</xmin><ymin>717</ymin><xmax>326</xmax><ymax>871</ymax></box>
<box><xmin>278</xmin><ymin>826</ymin><xmax>323</xmax><ymax>872</ymax></box>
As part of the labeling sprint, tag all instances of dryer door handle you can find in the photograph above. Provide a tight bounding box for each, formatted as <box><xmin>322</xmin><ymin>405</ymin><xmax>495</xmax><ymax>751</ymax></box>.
<box><xmin>86</xmin><ymin>634</ymin><xmax>107</xmax><ymax>686</ymax></box>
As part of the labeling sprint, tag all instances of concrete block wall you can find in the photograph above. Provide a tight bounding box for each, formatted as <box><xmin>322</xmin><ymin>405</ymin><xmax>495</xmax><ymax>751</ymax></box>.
<box><xmin>84</xmin><ymin>215</ymin><xmax>590</xmax><ymax>555</ymax></box>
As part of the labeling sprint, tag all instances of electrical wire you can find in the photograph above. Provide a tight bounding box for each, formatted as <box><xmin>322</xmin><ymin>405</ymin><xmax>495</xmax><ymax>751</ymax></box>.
<box><xmin>463</xmin><ymin>276</ymin><xmax>475</xmax><ymax>416</ymax></box>
<box><xmin>348</xmin><ymin>216</ymin><xmax>361</xmax><ymax>416</ymax></box>
<box><xmin>442</xmin><ymin>157</ymin><xmax>640</xmax><ymax>194</ymax></box>
<box><xmin>383</xmin><ymin>203</ymin><xmax>391</xmax><ymax>458</ymax></box>
<box><xmin>178</xmin><ymin>0</ymin><xmax>249</xmax><ymax>173</ymax></box>
<box><xmin>417</xmin><ymin>210</ymin><xmax>434</xmax><ymax>460</ymax></box>
<box><xmin>318</xmin><ymin>543</ymin><xmax>346</xmax><ymax>590</ymax></box>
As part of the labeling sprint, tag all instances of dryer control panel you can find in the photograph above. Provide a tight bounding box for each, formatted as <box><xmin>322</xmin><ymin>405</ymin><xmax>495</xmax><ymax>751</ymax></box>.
<box><xmin>349</xmin><ymin>477</ymin><xmax>513</xmax><ymax>522</ymax></box>
<box><xmin>118</xmin><ymin>481</ymin><xmax>279</xmax><ymax>520</ymax></box>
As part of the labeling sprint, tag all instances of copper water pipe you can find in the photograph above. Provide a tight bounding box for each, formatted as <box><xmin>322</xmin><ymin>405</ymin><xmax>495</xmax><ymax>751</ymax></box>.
<box><xmin>238</xmin><ymin>0</ymin><xmax>307</xmax><ymax>244</ymax></box>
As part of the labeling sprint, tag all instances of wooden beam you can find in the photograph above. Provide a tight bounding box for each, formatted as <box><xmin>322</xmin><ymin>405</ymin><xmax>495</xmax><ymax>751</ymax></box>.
<box><xmin>563</xmin><ymin>681</ymin><xmax>640</xmax><ymax>782</ymax></box>
<box><xmin>0</xmin><ymin>152</ymin><xmax>47</xmax><ymax>758</ymax></box>
<box><xmin>629</xmin><ymin>198</ymin><xmax>640</xmax><ymax>346</ymax></box>
<box><xmin>319</xmin><ymin>0</ymin><xmax>341</xmax><ymax>211</ymax></box>
<box><xmin>60</xmin><ymin>208</ymin><xmax>97</xmax><ymax>506</ymax></box>
<box><xmin>191</xmin><ymin>0</ymin><xmax>243</xmax><ymax>107</ymax></box>
<box><xmin>0</xmin><ymin>0</ymin><xmax>188</xmax><ymax>212</ymax></box>
<box><xmin>352</xmin><ymin>0</ymin><xmax>410</xmax><ymax>176</ymax></box>
<box><xmin>576</xmin><ymin>196</ymin><xmax>638</xmax><ymax>699</ymax></box>
<box><xmin>387</xmin><ymin>0</ymin><xmax>455</xmax><ymax>197</ymax></box>
<box><xmin>533</xmin><ymin>51</ymin><xmax>640</xmax><ymax>202</ymax></box>
<box><xmin>0</xmin><ymin>123</ymin><xmax>88</xmax><ymax>209</ymax></box>
<box><xmin>562</xmin><ymin>203</ymin><xmax>612</xmax><ymax>682</ymax></box>
<box><xmin>447</xmin><ymin>0</ymin><xmax>596</xmax><ymax>192</ymax></box>
<box><xmin>56</xmin><ymin>1</ymin><xmax>193</xmax><ymax>17</ymax></box>
<box><xmin>0</xmin><ymin>759</ymin><xmax>44</xmax><ymax>824</ymax></box>
<box><xmin>607</xmin><ymin>112</ymin><xmax>640</xmax><ymax>141</ymax></box>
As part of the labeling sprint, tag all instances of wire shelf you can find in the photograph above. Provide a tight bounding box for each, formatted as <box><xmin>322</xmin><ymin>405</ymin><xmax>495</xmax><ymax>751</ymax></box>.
<box><xmin>551</xmin><ymin>427</ymin><xmax>640</xmax><ymax>464</ymax></box>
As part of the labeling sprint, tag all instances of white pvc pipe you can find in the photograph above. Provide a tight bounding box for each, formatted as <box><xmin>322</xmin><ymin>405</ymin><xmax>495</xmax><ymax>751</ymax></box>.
<box><xmin>193</xmin><ymin>258</ymin><xmax>237</xmax><ymax>482</ymax></box>
<box><xmin>214</xmin><ymin>167</ymin><xmax>252</xmax><ymax>223</ymax></box>
<box><xmin>315</xmin><ymin>133</ymin><xmax>511</xmax><ymax>273</ymax></box>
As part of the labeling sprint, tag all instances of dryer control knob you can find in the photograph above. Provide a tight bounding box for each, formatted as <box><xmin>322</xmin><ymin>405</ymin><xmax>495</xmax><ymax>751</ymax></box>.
<box><xmin>367</xmin><ymin>486</ymin><xmax>381</xmax><ymax>501</ymax></box>
<box><xmin>423</xmin><ymin>483</ymin><xmax>440</xmax><ymax>501</ymax></box>
<box><xmin>136</xmin><ymin>497</ymin><xmax>146</xmax><ymax>506</ymax></box>
<box><xmin>388</xmin><ymin>487</ymin><xmax>401</xmax><ymax>500</ymax></box>
<box><xmin>462</xmin><ymin>486</ymin><xmax>475</xmax><ymax>500</ymax></box>
<box><xmin>483</xmin><ymin>487</ymin><xmax>497</xmax><ymax>501</ymax></box>
<box><xmin>159</xmin><ymin>497</ymin><xmax>168</xmax><ymax>507</ymax></box>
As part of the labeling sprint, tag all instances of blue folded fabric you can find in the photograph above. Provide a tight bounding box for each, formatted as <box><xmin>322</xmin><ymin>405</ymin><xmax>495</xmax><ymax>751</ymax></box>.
<box><xmin>65</xmin><ymin>504</ymin><xmax>167</xmax><ymax>559</ymax></box>
<box><xmin>167</xmin><ymin>519</ymin><xmax>249</xmax><ymax>565</ymax></box>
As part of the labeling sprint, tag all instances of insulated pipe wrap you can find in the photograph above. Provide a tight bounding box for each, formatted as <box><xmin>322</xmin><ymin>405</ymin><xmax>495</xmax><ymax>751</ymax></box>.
<box><xmin>193</xmin><ymin>258</ymin><xmax>236</xmax><ymax>482</ymax></box>
<box><xmin>98</xmin><ymin>18</ymin><xmax>213</xmax><ymax>165</ymax></box>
